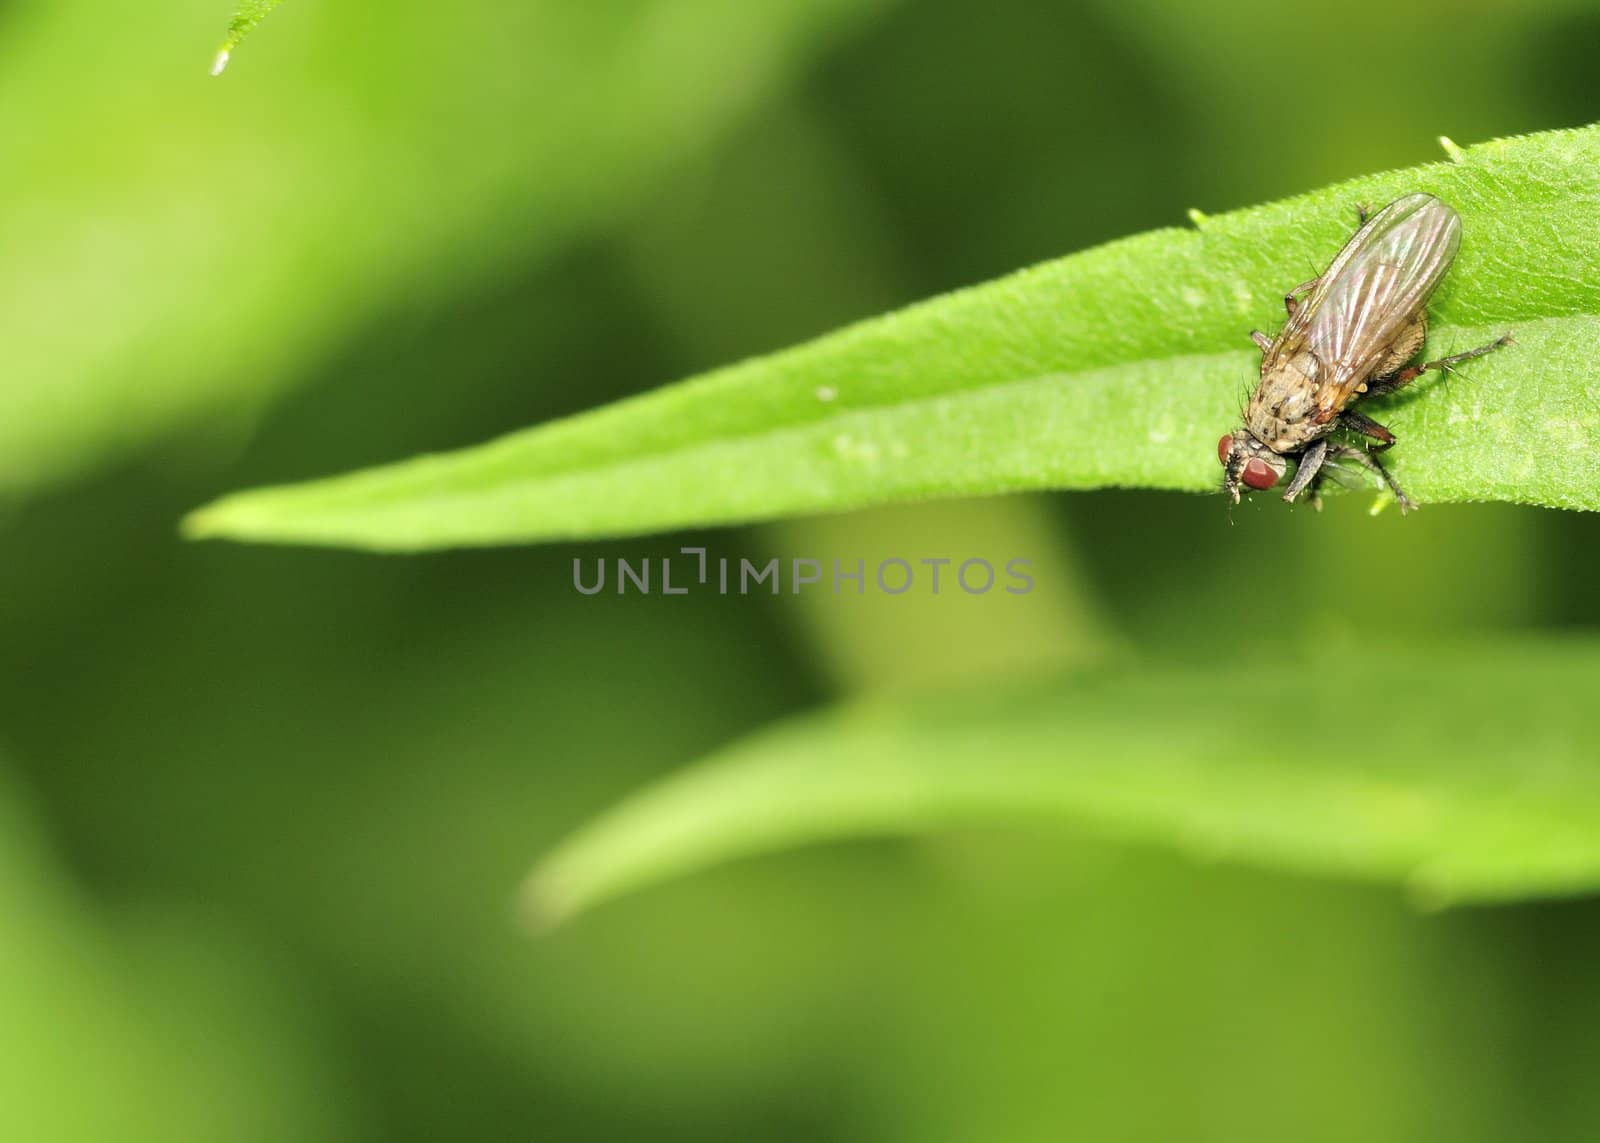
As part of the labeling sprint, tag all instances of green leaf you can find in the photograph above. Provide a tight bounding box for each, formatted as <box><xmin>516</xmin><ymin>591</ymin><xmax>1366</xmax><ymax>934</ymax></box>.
<box><xmin>1</xmin><ymin>0</ymin><xmax>885</xmax><ymax>495</ymax></box>
<box><xmin>185</xmin><ymin>124</ymin><xmax>1600</xmax><ymax>551</ymax></box>
<box><xmin>212</xmin><ymin>0</ymin><xmax>286</xmax><ymax>74</ymax></box>
<box><xmin>523</xmin><ymin>640</ymin><xmax>1600</xmax><ymax>926</ymax></box>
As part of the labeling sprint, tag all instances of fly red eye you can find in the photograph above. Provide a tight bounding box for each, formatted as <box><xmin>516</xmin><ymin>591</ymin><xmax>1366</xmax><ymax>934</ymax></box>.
<box><xmin>1242</xmin><ymin>458</ymin><xmax>1278</xmax><ymax>490</ymax></box>
<box><xmin>1217</xmin><ymin>434</ymin><xmax>1234</xmax><ymax>466</ymax></box>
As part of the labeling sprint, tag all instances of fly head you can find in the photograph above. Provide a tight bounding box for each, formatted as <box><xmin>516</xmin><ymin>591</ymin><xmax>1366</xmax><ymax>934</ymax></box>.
<box><xmin>1218</xmin><ymin>430</ymin><xmax>1287</xmax><ymax>504</ymax></box>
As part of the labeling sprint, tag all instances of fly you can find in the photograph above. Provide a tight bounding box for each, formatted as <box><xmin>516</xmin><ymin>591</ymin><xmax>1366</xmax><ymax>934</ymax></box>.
<box><xmin>1218</xmin><ymin>192</ymin><xmax>1512</xmax><ymax>512</ymax></box>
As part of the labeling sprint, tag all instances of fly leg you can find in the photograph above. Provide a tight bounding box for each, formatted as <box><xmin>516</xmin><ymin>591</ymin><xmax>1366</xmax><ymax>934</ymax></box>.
<box><xmin>1302</xmin><ymin>411</ymin><xmax>1393</xmax><ymax>510</ymax></box>
<box><xmin>1325</xmin><ymin>442</ymin><xmax>1416</xmax><ymax>514</ymax></box>
<box><xmin>1366</xmin><ymin>334</ymin><xmax>1514</xmax><ymax>396</ymax></box>
<box><xmin>1304</xmin><ymin>470</ymin><xmax>1330</xmax><ymax>512</ymax></box>
<box><xmin>1280</xmin><ymin>439</ymin><xmax>1328</xmax><ymax>506</ymax></box>
<box><xmin>1339</xmin><ymin>409</ymin><xmax>1396</xmax><ymax>450</ymax></box>
<box><xmin>1283</xmin><ymin>277</ymin><xmax>1320</xmax><ymax>316</ymax></box>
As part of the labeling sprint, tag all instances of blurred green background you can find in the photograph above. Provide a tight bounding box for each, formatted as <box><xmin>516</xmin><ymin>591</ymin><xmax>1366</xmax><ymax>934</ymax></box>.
<box><xmin>4</xmin><ymin>0</ymin><xmax>1600</xmax><ymax>1139</ymax></box>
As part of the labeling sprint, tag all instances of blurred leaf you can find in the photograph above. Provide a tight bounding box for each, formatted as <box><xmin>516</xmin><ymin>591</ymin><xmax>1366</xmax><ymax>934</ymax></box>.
<box><xmin>0</xmin><ymin>0</ymin><xmax>889</xmax><ymax>494</ymax></box>
<box><xmin>773</xmin><ymin>500</ymin><xmax>1119</xmax><ymax>692</ymax></box>
<box><xmin>186</xmin><ymin>124</ymin><xmax>1600</xmax><ymax>550</ymax></box>
<box><xmin>524</xmin><ymin>640</ymin><xmax>1600</xmax><ymax>924</ymax></box>
<box><xmin>212</xmin><ymin>0</ymin><xmax>285</xmax><ymax>74</ymax></box>
<box><xmin>0</xmin><ymin>763</ymin><xmax>358</xmax><ymax>1142</ymax></box>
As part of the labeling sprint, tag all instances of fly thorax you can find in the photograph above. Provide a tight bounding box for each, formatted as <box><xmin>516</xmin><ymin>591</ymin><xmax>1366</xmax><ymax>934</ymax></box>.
<box><xmin>1246</xmin><ymin>352</ymin><xmax>1318</xmax><ymax>441</ymax></box>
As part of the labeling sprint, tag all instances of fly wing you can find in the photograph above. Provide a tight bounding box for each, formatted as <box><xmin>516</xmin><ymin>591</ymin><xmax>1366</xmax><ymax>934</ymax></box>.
<box><xmin>1295</xmin><ymin>194</ymin><xmax>1462</xmax><ymax>421</ymax></box>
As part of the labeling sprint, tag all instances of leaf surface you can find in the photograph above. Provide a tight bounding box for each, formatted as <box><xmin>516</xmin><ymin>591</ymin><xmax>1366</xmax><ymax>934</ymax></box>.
<box><xmin>187</xmin><ymin>125</ymin><xmax>1600</xmax><ymax>550</ymax></box>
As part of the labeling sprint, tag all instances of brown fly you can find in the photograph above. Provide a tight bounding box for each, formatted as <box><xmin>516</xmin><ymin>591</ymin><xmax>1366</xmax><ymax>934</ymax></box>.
<box><xmin>1218</xmin><ymin>192</ymin><xmax>1511</xmax><ymax>512</ymax></box>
